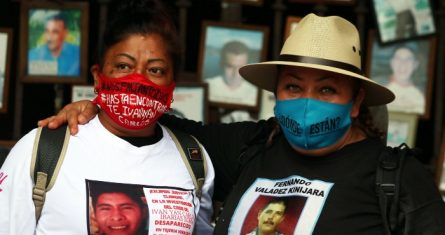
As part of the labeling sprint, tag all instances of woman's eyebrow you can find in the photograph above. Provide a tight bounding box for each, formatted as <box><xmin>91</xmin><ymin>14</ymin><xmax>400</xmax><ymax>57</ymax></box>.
<box><xmin>113</xmin><ymin>53</ymin><xmax>136</xmax><ymax>63</ymax></box>
<box><xmin>318</xmin><ymin>76</ymin><xmax>336</xmax><ymax>82</ymax></box>
<box><xmin>146</xmin><ymin>58</ymin><xmax>167</xmax><ymax>64</ymax></box>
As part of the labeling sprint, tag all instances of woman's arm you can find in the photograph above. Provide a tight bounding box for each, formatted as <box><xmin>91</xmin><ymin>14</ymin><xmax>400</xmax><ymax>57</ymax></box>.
<box><xmin>159</xmin><ymin>114</ymin><xmax>271</xmax><ymax>201</ymax></box>
<box><xmin>37</xmin><ymin>100</ymin><xmax>260</xmax><ymax>168</ymax></box>
<box><xmin>0</xmin><ymin>130</ymin><xmax>40</xmax><ymax>234</ymax></box>
<box><xmin>194</xmin><ymin>142</ymin><xmax>215</xmax><ymax>234</ymax></box>
<box><xmin>37</xmin><ymin>100</ymin><xmax>271</xmax><ymax>201</ymax></box>
<box><xmin>37</xmin><ymin>100</ymin><xmax>98</xmax><ymax>135</ymax></box>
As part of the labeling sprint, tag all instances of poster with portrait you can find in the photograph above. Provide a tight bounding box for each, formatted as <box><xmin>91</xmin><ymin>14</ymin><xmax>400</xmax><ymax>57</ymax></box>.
<box><xmin>168</xmin><ymin>82</ymin><xmax>208</xmax><ymax>123</ymax></box>
<box><xmin>71</xmin><ymin>85</ymin><xmax>95</xmax><ymax>102</ymax></box>
<box><xmin>0</xmin><ymin>28</ymin><xmax>12</xmax><ymax>113</ymax></box>
<box><xmin>372</xmin><ymin>0</ymin><xmax>435</xmax><ymax>43</ymax></box>
<box><xmin>366</xmin><ymin>32</ymin><xmax>436</xmax><ymax>118</ymax></box>
<box><xmin>19</xmin><ymin>1</ymin><xmax>89</xmax><ymax>83</ymax></box>
<box><xmin>197</xmin><ymin>21</ymin><xmax>269</xmax><ymax>110</ymax></box>
<box><xmin>220</xmin><ymin>110</ymin><xmax>256</xmax><ymax>123</ymax></box>
<box><xmin>258</xmin><ymin>90</ymin><xmax>275</xmax><ymax>120</ymax></box>
<box><xmin>386</xmin><ymin>112</ymin><xmax>418</xmax><ymax>147</ymax></box>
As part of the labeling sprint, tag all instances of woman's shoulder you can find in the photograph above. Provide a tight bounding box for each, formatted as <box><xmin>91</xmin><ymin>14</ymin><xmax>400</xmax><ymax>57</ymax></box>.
<box><xmin>1</xmin><ymin>128</ymin><xmax>39</xmax><ymax>170</ymax></box>
<box><xmin>229</xmin><ymin>117</ymin><xmax>276</xmax><ymax>141</ymax></box>
<box><xmin>341</xmin><ymin>137</ymin><xmax>385</xmax><ymax>154</ymax></box>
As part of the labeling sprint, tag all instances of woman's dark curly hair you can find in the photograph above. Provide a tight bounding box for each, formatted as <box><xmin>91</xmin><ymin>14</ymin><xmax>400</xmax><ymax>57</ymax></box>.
<box><xmin>97</xmin><ymin>0</ymin><xmax>181</xmax><ymax>79</ymax></box>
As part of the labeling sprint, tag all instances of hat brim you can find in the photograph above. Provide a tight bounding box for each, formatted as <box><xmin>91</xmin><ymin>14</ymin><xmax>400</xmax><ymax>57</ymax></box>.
<box><xmin>239</xmin><ymin>61</ymin><xmax>395</xmax><ymax>106</ymax></box>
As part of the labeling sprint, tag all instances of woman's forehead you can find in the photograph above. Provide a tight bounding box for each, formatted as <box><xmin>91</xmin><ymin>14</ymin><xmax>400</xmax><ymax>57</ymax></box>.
<box><xmin>108</xmin><ymin>34</ymin><xmax>168</xmax><ymax>56</ymax></box>
<box><xmin>279</xmin><ymin>66</ymin><xmax>353</xmax><ymax>81</ymax></box>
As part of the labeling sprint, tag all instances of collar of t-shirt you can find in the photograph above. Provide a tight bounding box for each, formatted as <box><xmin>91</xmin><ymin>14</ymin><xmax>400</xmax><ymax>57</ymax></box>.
<box><xmin>119</xmin><ymin>124</ymin><xmax>163</xmax><ymax>147</ymax></box>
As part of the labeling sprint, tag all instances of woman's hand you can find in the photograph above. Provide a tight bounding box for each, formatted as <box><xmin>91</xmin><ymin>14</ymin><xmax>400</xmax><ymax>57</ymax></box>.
<box><xmin>37</xmin><ymin>100</ymin><xmax>99</xmax><ymax>135</ymax></box>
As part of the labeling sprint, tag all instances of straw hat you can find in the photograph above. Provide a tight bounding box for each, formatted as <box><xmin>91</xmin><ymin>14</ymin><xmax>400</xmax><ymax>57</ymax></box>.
<box><xmin>239</xmin><ymin>13</ymin><xmax>395</xmax><ymax>106</ymax></box>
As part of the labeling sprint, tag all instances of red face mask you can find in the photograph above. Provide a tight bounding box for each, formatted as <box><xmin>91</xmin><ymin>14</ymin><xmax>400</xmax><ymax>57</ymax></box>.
<box><xmin>93</xmin><ymin>72</ymin><xmax>175</xmax><ymax>130</ymax></box>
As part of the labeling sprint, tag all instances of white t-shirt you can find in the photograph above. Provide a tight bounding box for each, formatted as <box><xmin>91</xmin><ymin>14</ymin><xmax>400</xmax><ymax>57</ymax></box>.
<box><xmin>0</xmin><ymin>116</ymin><xmax>215</xmax><ymax>235</ymax></box>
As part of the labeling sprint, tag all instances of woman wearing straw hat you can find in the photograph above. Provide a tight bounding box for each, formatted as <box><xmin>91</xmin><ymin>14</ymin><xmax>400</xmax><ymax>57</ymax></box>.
<box><xmin>39</xmin><ymin>13</ymin><xmax>445</xmax><ymax>234</ymax></box>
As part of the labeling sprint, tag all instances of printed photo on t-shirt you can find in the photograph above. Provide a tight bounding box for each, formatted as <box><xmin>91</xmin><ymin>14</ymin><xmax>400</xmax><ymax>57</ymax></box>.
<box><xmin>229</xmin><ymin>176</ymin><xmax>334</xmax><ymax>235</ymax></box>
<box><xmin>86</xmin><ymin>180</ymin><xmax>196</xmax><ymax>235</ymax></box>
<box><xmin>240</xmin><ymin>195</ymin><xmax>306</xmax><ymax>235</ymax></box>
<box><xmin>87</xmin><ymin>180</ymin><xmax>148</xmax><ymax>235</ymax></box>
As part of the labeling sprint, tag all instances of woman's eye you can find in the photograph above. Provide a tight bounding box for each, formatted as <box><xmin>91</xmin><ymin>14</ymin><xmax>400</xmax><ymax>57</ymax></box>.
<box><xmin>115</xmin><ymin>63</ymin><xmax>132</xmax><ymax>71</ymax></box>
<box><xmin>148</xmin><ymin>67</ymin><xmax>166</xmax><ymax>76</ymax></box>
<box><xmin>320</xmin><ymin>87</ymin><xmax>336</xmax><ymax>94</ymax></box>
<box><xmin>286</xmin><ymin>84</ymin><xmax>301</xmax><ymax>93</ymax></box>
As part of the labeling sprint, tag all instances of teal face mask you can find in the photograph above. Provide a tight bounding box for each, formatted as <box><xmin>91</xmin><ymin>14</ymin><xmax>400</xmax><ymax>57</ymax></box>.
<box><xmin>274</xmin><ymin>98</ymin><xmax>353</xmax><ymax>150</ymax></box>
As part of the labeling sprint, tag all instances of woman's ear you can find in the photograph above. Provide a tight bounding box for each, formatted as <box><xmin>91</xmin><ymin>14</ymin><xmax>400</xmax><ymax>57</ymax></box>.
<box><xmin>351</xmin><ymin>88</ymin><xmax>365</xmax><ymax>118</ymax></box>
<box><xmin>91</xmin><ymin>65</ymin><xmax>100</xmax><ymax>88</ymax></box>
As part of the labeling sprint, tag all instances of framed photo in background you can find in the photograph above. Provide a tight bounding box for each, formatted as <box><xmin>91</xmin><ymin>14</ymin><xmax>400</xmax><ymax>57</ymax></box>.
<box><xmin>371</xmin><ymin>0</ymin><xmax>435</xmax><ymax>44</ymax></box>
<box><xmin>258</xmin><ymin>90</ymin><xmax>275</xmax><ymax>120</ymax></box>
<box><xmin>366</xmin><ymin>31</ymin><xmax>436</xmax><ymax>118</ymax></box>
<box><xmin>284</xmin><ymin>16</ymin><xmax>301</xmax><ymax>41</ymax></box>
<box><xmin>386</xmin><ymin>112</ymin><xmax>418</xmax><ymax>148</ymax></box>
<box><xmin>71</xmin><ymin>85</ymin><xmax>95</xmax><ymax>102</ymax></box>
<box><xmin>224</xmin><ymin>0</ymin><xmax>264</xmax><ymax>6</ymax></box>
<box><xmin>0</xmin><ymin>28</ymin><xmax>13</xmax><ymax>113</ymax></box>
<box><xmin>19</xmin><ymin>1</ymin><xmax>89</xmax><ymax>83</ymax></box>
<box><xmin>169</xmin><ymin>82</ymin><xmax>208</xmax><ymax>123</ymax></box>
<box><xmin>197</xmin><ymin>21</ymin><xmax>269</xmax><ymax>110</ymax></box>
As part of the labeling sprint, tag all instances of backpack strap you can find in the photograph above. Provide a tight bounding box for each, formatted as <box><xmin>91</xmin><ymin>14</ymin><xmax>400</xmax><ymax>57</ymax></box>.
<box><xmin>375</xmin><ymin>143</ymin><xmax>409</xmax><ymax>235</ymax></box>
<box><xmin>30</xmin><ymin>125</ymin><xmax>70</xmax><ymax>221</ymax></box>
<box><xmin>164</xmin><ymin>126</ymin><xmax>206</xmax><ymax>200</ymax></box>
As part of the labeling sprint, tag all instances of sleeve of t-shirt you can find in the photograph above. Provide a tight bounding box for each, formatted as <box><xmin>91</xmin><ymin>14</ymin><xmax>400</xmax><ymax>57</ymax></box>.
<box><xmin>0</xmin><ymin>129</ymin><xmax>38</xmax><ymax>234</ymax></box>
<box><xmin>159</xmin><ymin>114</ymin><xmax>270</xmax><ymax>201</ymax></box>
<box><xmin>194</xmin><ymin>142</ymin><xmax>216</xmax><ymax>234</ymax></box>
<box><xmin>399</xmin><ymin>155</ymin><xmax>445</xmax><ymax>234</ymax></box>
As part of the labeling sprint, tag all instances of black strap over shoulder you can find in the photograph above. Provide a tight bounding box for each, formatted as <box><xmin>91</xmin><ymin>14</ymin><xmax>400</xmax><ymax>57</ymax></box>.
<box><xmin>168</xmin><ymin>128</ymin><xmax>205</xmax><ymax>181</ymax></box>
<box><xmin>31</xmin><ymin>124</ymin><xmax>70</xmax><ymax>221</ymax></box>
<box><xmin>34</xmin><ymin>124</ymin><xmax>70</xmax><ymax>187</ymax></box>
<box><xmin>164</xmin><ymin>127</ymin><xmax>206</xmax><ymax>202</ymax></box>
<box><xmin>376</xmin><ymin>143</ymin><xmax>413</xmax><ymax>235</ymax></box>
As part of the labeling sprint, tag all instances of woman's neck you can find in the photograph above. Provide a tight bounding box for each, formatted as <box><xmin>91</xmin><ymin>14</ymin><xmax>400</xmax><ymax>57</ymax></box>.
<box><xmin>98</xmin><ymin>112</ymin><xmax>157</xmax><ymax>137</ymax></box>
<box><xmin>290</xmin><ymin>125</ymin><xmax>366</xmax><ymax>157</ymax></box>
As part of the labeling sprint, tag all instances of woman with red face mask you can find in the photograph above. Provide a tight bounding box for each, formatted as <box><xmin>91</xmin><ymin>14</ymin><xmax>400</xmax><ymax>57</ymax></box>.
<box><xmin>0</xmin><ymin>0</ymin><xmax>214</xmax><ymax>234</ymax></box>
